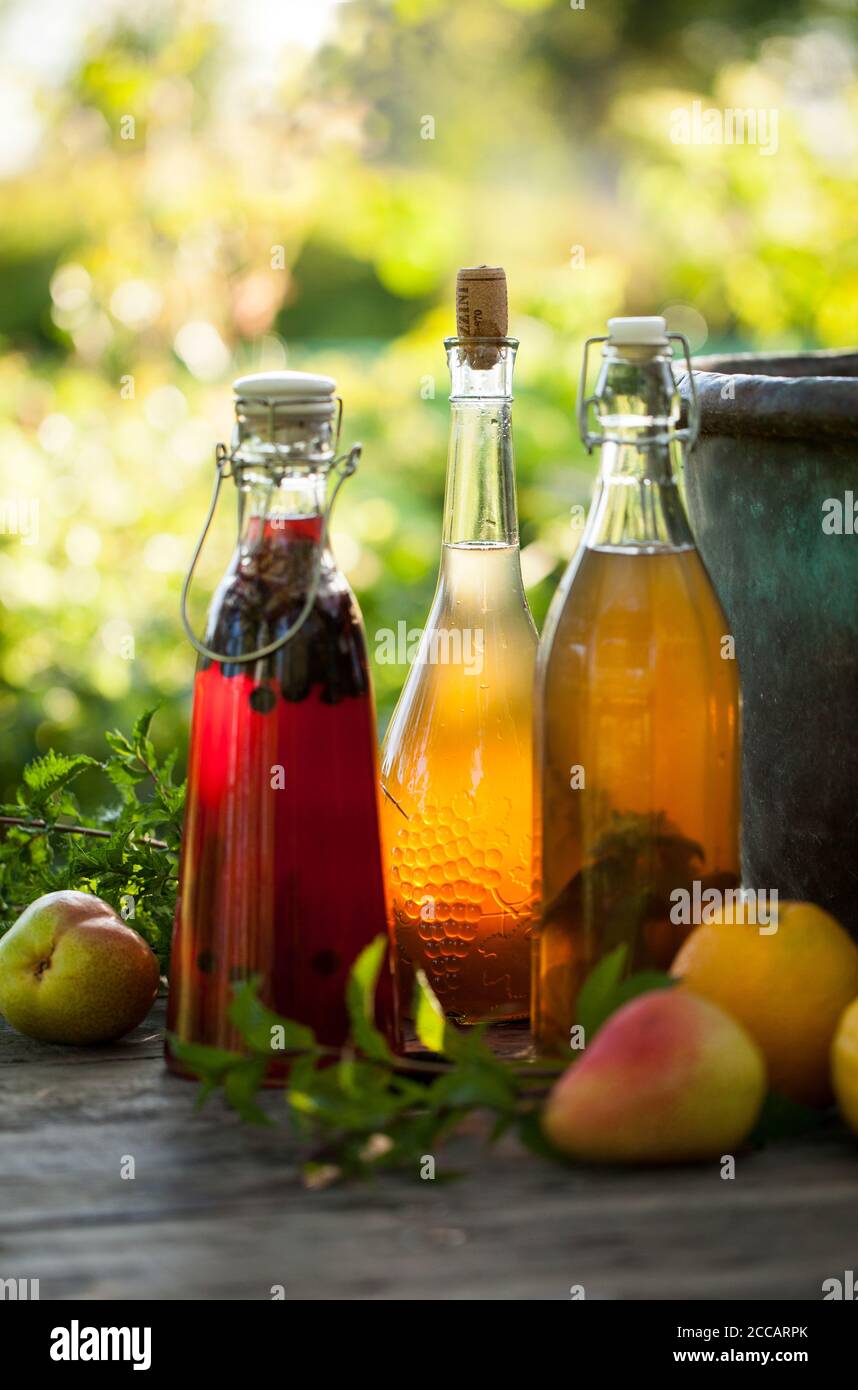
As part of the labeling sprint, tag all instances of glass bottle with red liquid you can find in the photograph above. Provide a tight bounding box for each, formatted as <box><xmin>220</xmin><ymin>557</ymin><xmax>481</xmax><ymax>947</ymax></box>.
<box><xmin>166</xmin><ymin>371</ymin><xmax>399</xmax><ymax>1077</ymax></box>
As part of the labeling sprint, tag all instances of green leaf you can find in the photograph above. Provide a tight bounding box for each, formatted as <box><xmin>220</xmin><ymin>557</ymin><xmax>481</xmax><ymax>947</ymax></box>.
<box><xmin>609</xmin><ymin>971</ymin><xmax>676</xmax><ymax>1019</ymax></box>
<box><xmin>0</xmin><ymin>714</ymin><xmax>185</xmax><ymax>971</ymax></box>
<box><xmin>412</xmin><ymin>968</ymin><xmax>446</xmax><ymax>1053</ymax></box>
<box><xmin>517</xmin><ymin>1111</ymin><xmax>574</xmax><ymax>1165</ymax></box>
<box><xmin>413</xmin><ymin>969</ymin><xmax>499</xmax><ymax>1066</ymax></box>
<box><xmin>132</xmin><ymin>708</ymin><xmax>158</xmax><ymax>747</ymax></box>
<box><xmin>21</xmin><ymin>752</ymin><xmax>99</xmax><ymax>807</ymax></box>
<box><xmin>575</xmin><ymin>944</ymin><xmax>674</xmax><ymax>1043</ymax></box>
<box><xmin>223</xmin><ymin>1059</ymin><xmax>271</xmax><ymax>1125</ymax></box>
<box><xmin>167</xmin><ymin>1036</ymin><xmax>245</xmax><ymax>1073</ymax></box>
<box><xmin>430</xmin><ymin>1059</ymin><xmax>517</xmax><ymax>1112</ymax></box>
<box><xmin>285</xmin><ymin>1051</ymin><xmax>319</xmax><ymax>1111</ymax></box>
<box><xmin>749</xmin><ymin>1091</ymin><xmax>830</xmax><ymax>1147</ymax></box>
<box><xmin>228</xmin><ymin>979</ymin><xmax>317</xmax><ymax>1055</ymax></box>
<box><xmin>167</xmin><ymin>1034</ymin><xmax>246</xmax><ymax>1106</ymax></box>
<box><xmin>574</xmin><ymin>944</ymin><xmax>627</xmax><ymax>1039</ymax></box>
<box><xmin>287</xmin><ymin>1065</ymin><xmax>402</xmax><ymax>1133</ymax></box>
<box><xmin>487</xmin><ymin>1111</ymin><xmax>516</xmax><ymax>1145</ymax></box>
<box><xmin>104</xmin><ymin>729</ymin><xmax>135</xmax><ymax>757</ymax></box>
<box><xmin>104</xmin><ymin>761</ymin><xmax>147</xmax><ymax>791</ymax></box>
<box><xmin>441</xmin><ymin>1019</ymin><xmax>498</xmax><ymax>1066</ymax></box>
<box><xmin>345</xmin><ymin>935</ymin><xmax>395</xmax><ymax>1063</ymax></box>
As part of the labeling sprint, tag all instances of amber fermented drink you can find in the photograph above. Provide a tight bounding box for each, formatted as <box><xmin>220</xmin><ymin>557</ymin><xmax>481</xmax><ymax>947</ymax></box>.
<box><xmin>533</xmin><ymin>318</ymin><xmax>740</xmax><ymax>1054</ymax></box>
<box><xmin>381</xmin><ymin>537</ymin><xmax>536</xmax><ymax>1022</ymax></box>
<box><xmin>381</xmin><ymin>296</ymin><xmax>537</xmax><ymax>1024</ymax></box>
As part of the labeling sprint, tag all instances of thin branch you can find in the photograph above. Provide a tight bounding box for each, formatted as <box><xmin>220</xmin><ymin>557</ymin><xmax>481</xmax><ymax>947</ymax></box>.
<box><xmin>0</xmin><ymin>816</ymin><xmax>168</xmax><ymax>851</ymax></box>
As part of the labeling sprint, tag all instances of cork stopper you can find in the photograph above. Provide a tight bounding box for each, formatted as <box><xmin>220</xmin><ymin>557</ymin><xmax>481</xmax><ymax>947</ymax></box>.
<box><xmin>455</xmin><ymin>266</ymin><xmax>508</xmax><ymax>367</ymax></box>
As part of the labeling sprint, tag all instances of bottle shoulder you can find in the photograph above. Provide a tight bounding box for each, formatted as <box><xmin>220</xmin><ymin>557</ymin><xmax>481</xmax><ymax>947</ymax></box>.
<box><xmin>203</xmin><ymin>544</ymin><xmax>370</xmax><ymax>699</ymax></box>
<box><xmin>539</xmin><ymin>543</ymin><xmax>731</xmax><ymax>664</ymax></box>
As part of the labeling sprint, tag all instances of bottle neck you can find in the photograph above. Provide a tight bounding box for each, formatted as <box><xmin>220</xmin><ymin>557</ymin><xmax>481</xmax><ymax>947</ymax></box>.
<box><xmin>236</xmin><ymin>467</ymin><xmax>328</xmax><ymax>555</ymax></box>
<box><xmin>581</xmin><ymin>344</ymin><xmax>694</xmax><ymax>551</ymax></box>
<box><xmin>583</xmin><ymin>441</ymin><xmax>694</xmax><ymax>550</ymax></box>
<box><xmin>230</xmin><ymin>401</ymin><xmax>337</xmax><ymax>552</ymax></box>
<box><xmin>442</xmin><ymin>338</ymin><xmax>520</xmax><ymax>546</ymax></box>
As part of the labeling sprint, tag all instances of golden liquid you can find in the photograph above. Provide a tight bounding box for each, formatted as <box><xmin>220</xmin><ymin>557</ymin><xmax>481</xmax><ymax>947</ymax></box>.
<box><xmin>380</xmin><ymin>542</ymin><xmax>537</xmax><ymax>1023</ymax></box>
<box><xmin>533</xmin><ymin>544</ymin><xmax>740</xmax><ymax>1054</ymax></box>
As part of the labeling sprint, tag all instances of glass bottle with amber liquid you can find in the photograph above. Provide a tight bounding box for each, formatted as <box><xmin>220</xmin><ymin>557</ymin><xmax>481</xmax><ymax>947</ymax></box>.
<box><xmin>380</xmin><ymin>268</ymin><xmax>538</xmax><ymax>1023</ymax></box>
<box><xmin>533</xmin><ymin>317</ymin><xmax>740</xmax><ymax>1054</ymax></box>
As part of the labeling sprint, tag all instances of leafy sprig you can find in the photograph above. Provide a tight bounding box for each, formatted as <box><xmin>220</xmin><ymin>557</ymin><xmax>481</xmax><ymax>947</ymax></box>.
<box><xmin>0</xmin><ymin>710</ymin><xmax>184</xmax><ymax>969</ymax></box>
<box><xmin>171</xmin><ymin>937</ymin><xmax>572</xmax><ymax>1185</ymax></box>
<box><xmin>171</xmin><ymin>939</ymin><xmax>831</xmax><ymax>1183</ymax></box>
<box><xmin>173</xmin><ymin>938</ymin><xmax>678</xmax><ymax>1185</ymax></box>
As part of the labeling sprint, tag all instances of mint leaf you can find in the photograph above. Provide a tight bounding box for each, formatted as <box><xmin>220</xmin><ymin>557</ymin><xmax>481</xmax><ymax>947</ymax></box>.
<box><xmin>167</xmin><ymin>1036</ymin><xmax>246</xmax><ymax>1091</ymax></box>
<box><xmin>167</xmin><ymin>1038</ymin><xmax>245</xmax><ymax>1072</ymax></box>
<box><xmin>441</xmin><ymin>1019</ymin><xmax>497</xmax><ymax>1066</ymax></box>
<box><xmin>223</xmin><ymin>1058</ymin><xmax>271</xmax><ymax>1125</ymax></box>
<box><xmin>430</xmin><ymin>1059</ymin><xmax>517</xmax><ymax>1112</ymax></box>
<box><xmin>346</xmin><ymin>935</ymin><xmax>395</xmax><ymax>1063</ymax></box>
<box><xmin>413</xmin><ymin>968</ymin><xmax>446</xmax><ymax>1053</ymax></box>
<box><xmin>517</xmin><ymin>1110</ymin><xmax>573</xmax><ymax>1164</ymax></box>
<box><xmin>749</xmin><ymin>1091</ymin><xmax>830</xmax><ymax>1147</ymax></box>
<box><xmin>576</xmin><ymin>944</ymin><xmax>674</xmax><ymax>1043</ymax></box>
<box><xmin>411</xmin><ymin>973</ymin><xmax>498</xmax><ymax>1065</ymax></box>
<box><xmin>229</xmin><ymin>979</ymin><xmax>317</xmax><ymax>1055</ymax></box>
<box><xmin>574</xmin><ymin>944</ymin><xmax>627</xmax><ymax>1039</ymax></box>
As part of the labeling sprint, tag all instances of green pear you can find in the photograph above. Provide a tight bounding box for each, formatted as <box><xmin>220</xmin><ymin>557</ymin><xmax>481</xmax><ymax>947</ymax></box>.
<box><xmin>542</xmin><ymin>989</ymin><xmax>767</xmax><ymax>1164</ymax></box>
<box><xmin>0</xmin><ymin>890</ymin><xmax>160</xmax><ymax>1045</ymax></box>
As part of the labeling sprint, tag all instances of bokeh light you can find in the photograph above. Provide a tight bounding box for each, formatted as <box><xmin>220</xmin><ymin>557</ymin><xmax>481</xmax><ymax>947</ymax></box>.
<box><xmin>0</xmin><ymin>0</ymin><xmax>854</xmax><ymax>794</ymax></box>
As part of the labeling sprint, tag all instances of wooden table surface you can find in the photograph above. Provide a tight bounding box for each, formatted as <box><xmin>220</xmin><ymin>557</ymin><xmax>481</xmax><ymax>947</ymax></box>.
<box><xmin>2</xmin><ymin>999</ymin><xmax>857</xmax><ymax>1302</ymax></box>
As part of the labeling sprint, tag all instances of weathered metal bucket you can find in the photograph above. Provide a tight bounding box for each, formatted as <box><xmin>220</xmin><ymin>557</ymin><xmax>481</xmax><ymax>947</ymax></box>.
<box><xmin>679</xmin><ymin>350</ymin><xmax>858</xmax><ymax>939</ymax></box>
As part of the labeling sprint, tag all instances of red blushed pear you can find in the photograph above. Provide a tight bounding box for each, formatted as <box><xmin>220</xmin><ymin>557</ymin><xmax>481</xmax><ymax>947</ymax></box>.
<box><xmin>541</xmin><ymin>990</ymin><xmax>767</xmax><ymax>1165</ymax></box>
<box><xmin>0</xmin><ymin>890</ymin><xmax>160</xmax><ymax>1045</ymax></box>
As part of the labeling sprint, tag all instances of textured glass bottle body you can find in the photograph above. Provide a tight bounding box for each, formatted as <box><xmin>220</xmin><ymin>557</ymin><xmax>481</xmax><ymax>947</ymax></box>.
<box><xmin>533</xmin><ymin>346</ymin><xmax>740</xmax><ymax>1054</ymax></box>
<box><xmin>167</xmin><ymin>448</ymin><xmax>398</xmax><ymax>1074</ymax></box>
<box><xmin>380</xmin><ymin>341</ymin><xmax>538</xmax><ymax>1023</ymax></box>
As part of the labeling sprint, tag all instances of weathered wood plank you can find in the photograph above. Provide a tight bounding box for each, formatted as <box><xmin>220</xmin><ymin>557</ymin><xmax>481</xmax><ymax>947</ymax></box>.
<box><xmin>2</xmin><ymin>1002</ymin><xmax>857</xmax><ymax>1300</ymax></box>
<box><xmin>2</xmin><ymin>1142</ymin><xmax>858</xmax><ymax>1300</ymax></box>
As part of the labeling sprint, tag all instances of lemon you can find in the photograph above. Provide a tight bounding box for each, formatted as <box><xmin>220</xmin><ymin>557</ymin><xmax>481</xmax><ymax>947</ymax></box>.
<box><xmin>671</xmin><ymin>900</ymin><xmax>858</xmax><ymax>1107</ymax></box>
<box><xmin>832</xmin><ymin>997</ymin><xmax>858</xmax><ymax>1134</ymax></box>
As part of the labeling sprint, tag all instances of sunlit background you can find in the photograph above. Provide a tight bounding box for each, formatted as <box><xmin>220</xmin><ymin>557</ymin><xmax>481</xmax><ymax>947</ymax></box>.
<box><xmin>0</xmin><ymin>0</ymin><xmax>855</xmax><ymax>793</ymax></box>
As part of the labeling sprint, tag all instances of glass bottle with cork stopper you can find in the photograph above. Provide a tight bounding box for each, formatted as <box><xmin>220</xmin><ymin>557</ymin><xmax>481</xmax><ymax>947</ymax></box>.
<box><xmin>167</xmin><ymin>371</ymin><xmax>399</xmax><ymax>1076</ymax></box>
<box><xmin>380</xmin><ymin>267</ymin><xmax>538</xmax><ymax>1024</ymax></box>
<box><xmin>532</xmin><ymin>317</ymin><xmax>741</xmax><ymax>1055</ymax></box>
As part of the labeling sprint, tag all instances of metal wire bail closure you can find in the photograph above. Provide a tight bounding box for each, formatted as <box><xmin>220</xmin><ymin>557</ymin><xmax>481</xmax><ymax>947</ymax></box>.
<box><xmin>180</xmin><ymin>440</ymin><xmax>361</xmax><ymax>666</ymax></box>
<box><xmin>577</xmin><ymin>331</ymin><xmax>699</xmax><ymax>454</ymax></box>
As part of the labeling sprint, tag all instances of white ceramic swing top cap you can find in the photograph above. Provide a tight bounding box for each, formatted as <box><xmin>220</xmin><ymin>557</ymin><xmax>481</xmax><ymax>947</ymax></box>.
<box><xmin>232</xmin><ymin>370</ymin><xmax>337</xmax><ymax>417</ymax></box>
<box><xmin>607</xmin><ymin>316</ymin><xmax>668</xmax><ymax>346</ymax></box>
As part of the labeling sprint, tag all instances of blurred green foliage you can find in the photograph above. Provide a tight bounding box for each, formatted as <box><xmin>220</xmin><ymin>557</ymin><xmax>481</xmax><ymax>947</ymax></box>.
<box><xmin>0</xmin><ymin>0</ymin><xmax>854</xmax><ymax>798</ymax></box>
